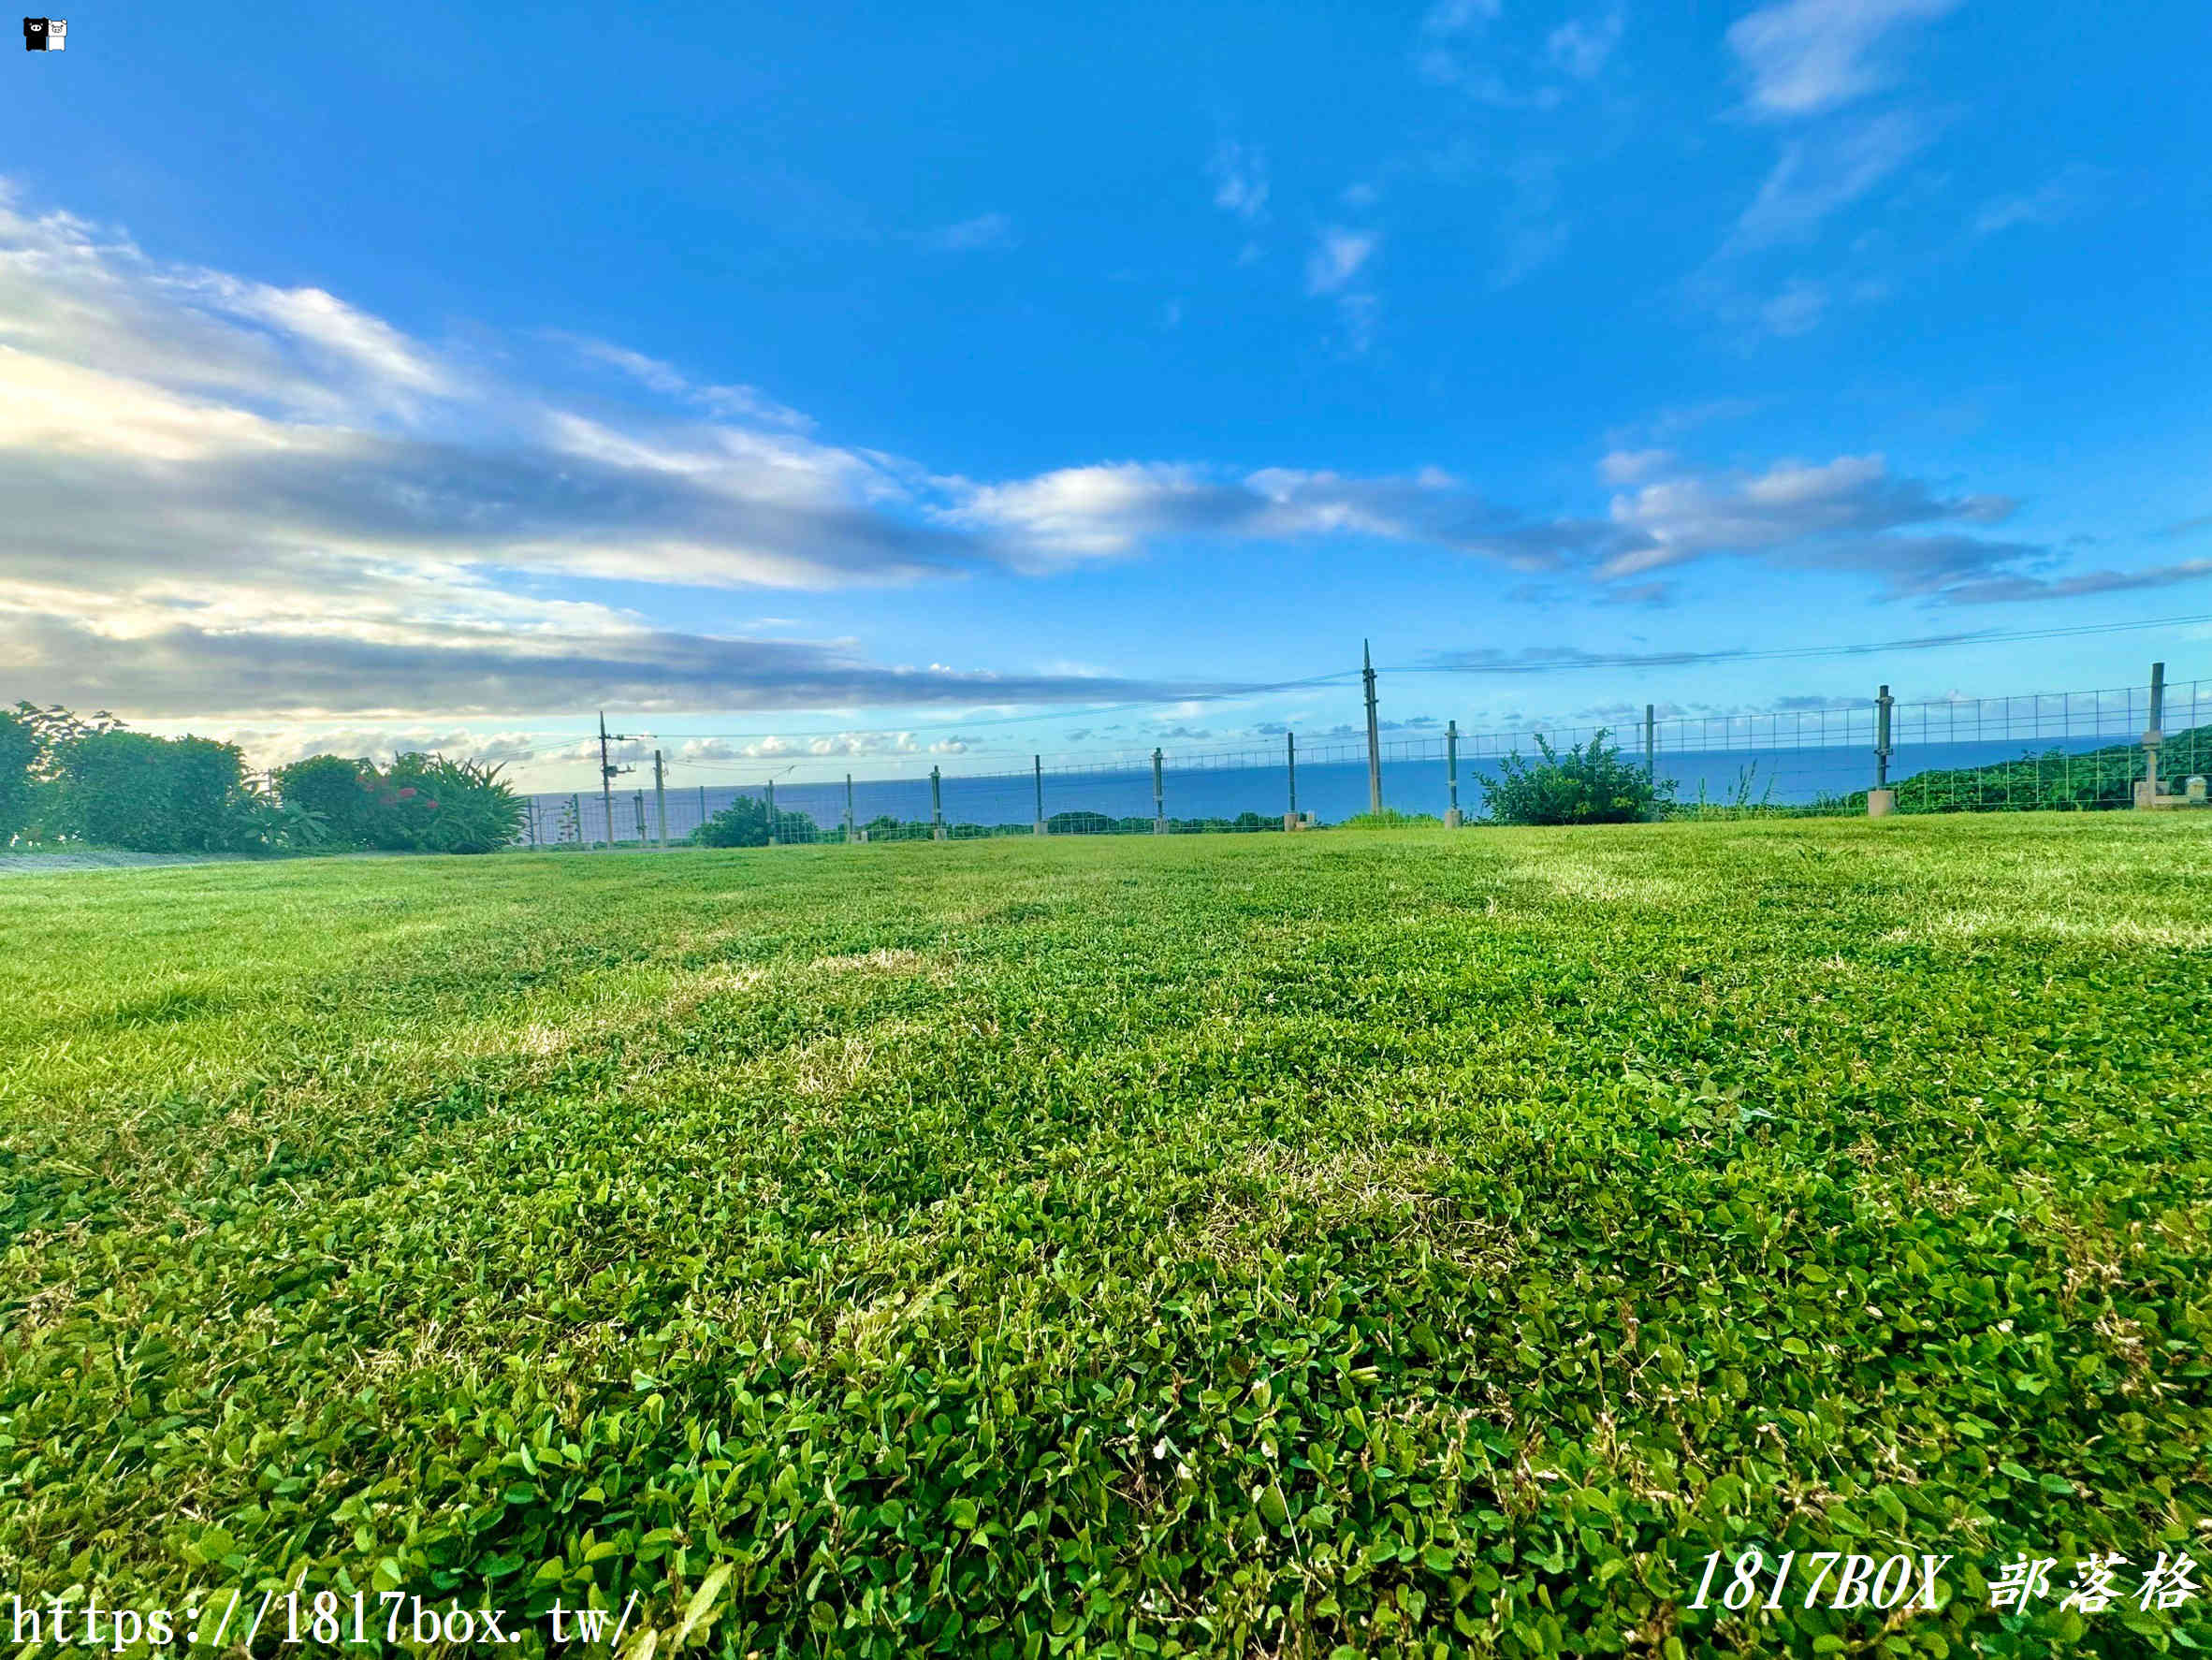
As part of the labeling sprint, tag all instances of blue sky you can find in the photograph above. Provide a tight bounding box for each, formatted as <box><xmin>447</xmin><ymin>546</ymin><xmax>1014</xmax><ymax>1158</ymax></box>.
<box><xmin>3</xmin><ymin>0</ymin><xmax>2207</xmax><ymax>784</ymax></box>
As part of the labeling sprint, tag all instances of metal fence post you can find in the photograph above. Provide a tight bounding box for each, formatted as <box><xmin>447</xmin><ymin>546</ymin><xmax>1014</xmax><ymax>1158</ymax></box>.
<box><xmin>931</xmin><ymin>766</ymin><xmax>945</xmax><ymax>839</ymax></box>
<box><xmin>845</xmin><ymin>773</ymin><xmax>856</xmax><ymax>843</ymax></box>
<box><xmin>1285</xmin><ymin>732</ymin><xmax>1299</xmax><ymax>832</ymax></box>
<box><xmin>697</xmin><ymin>784</ymin><xmax>706</xmax><ymax>833</ymax></box>
<box><xmin>1034</xmin><ymin>754</ymin><xmax>1047</xmax><ymax>835</ymax></box>
<box><xmin>1869</xmin><ymin>684</ymin><xmax>1896</xmax><ymax>818</ymax></box>
<box><xmin>1445</xmin><ymin>719</ymin><xmax>1463</xmax><ymax>828</ymax></box>
<box><xmin>1152</xmin><ymin>748</ymin><xmax>1166</xmax><ymax>834</ymax></box>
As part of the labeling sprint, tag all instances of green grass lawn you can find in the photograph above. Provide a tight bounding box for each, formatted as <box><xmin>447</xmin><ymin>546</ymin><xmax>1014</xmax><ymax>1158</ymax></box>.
<box><xmin>3</xmin><ymin>817</ymin><xmax>2208</xmax><ymax>1657</ymax></box>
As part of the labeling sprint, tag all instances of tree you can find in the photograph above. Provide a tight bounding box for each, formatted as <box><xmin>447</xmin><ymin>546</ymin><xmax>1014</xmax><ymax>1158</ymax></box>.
<box><xmin>45</xmin><ymin>728</ymin><xmax>248</xmax><ymax>851</ymax></box>
<box><xmin>0</xmin><ymin>708</ymin><xmax>34</xmax><ymax>839</ymax></box>
<box><xmin>1482</xmin><ymin>729</ymin><xmax>1674</xmax><ymax>826</ymax></box>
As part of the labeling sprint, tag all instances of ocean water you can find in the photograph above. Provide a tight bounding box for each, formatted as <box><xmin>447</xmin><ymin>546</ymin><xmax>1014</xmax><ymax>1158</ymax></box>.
<box><xmin>527</xmin><ymin>732</ymin><xmax>2151</xmax><ymax>845</ymax></box>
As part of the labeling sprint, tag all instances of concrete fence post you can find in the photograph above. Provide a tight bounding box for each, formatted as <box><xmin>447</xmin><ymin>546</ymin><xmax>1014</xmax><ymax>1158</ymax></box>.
<box><xmin>1361</xmin><ymin>640</ymin><xmax>1383</xmax><ymax>816</ymax></box>
<box><xmin>844</xmin><ymin>773</ymin><xmax>856</xmax><ymax>843</ymax></box>
<box><xmin>1869</xmin><ymin>684</ymin><xmax>1896</xmax><ymax>818</ymax></box>
<box><xmin>1643</xmin><ymin>704</ymin><xmax>1655</xmax><ymax>781</ymax></box>
<box><xmin>1034</xmin><ymin>754</ymin><xmax>1047</xmax><ymax>835</ymax></box>
<box><xmin>652</xmin><ymin>751</ymin><xmax>668</xmax><ymax>849</ymax></box>
<box><xmin>765</xmin><ymin>778</ymin><xmax>778</xmax><ymax>845</ymax></box>
<box><xmin>931</xmin><ymin>766</ymin><xmax>945</xmax><ymax>840</ymax></box>
<box><xmin>1152</xmin><ymin>748</ymin><xmax>1166</xmax><ymax>834</ymax></box>
<box><xmin>2138</xmin><ymin>661</ymin><xmax>2166</xmax><ymax>808</ymax></box>
<box><xmin>1285</xmin><ymin>732</ymin><xmax>1300</xmax><ymax>832</ymax></box>
<box><xmin>1445</xmin><ymin>720</ymin><xmax>1463</xmax><ymax>828</ymax></box>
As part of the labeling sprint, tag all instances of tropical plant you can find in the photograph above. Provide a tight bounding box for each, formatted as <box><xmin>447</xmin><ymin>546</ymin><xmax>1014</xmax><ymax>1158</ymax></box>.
<box><xmin>1482</xmin><ymin>728</ymin><xmax>1675</xmax><ymax>825</ymax></box>
<box><xmin>365</xmin><ymin>754</ymin><xmax>525</xmax><ymax>853</ymax></box>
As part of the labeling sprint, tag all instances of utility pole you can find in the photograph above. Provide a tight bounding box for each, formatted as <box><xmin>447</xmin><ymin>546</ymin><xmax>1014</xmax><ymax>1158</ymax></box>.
<box><xmin>652</xmin><ymin>750</ymin><xmax>668</xmax><ymax>849</ymax></box>
<box><xmin>598</xmin><ymin>711</ymin><xmax>641</xmax><ymax>849</ymax></box>
<box><xmin>1362</xmin><ymin>640</ymin><xmax>1383</xmax><ymax>816</ymax></box>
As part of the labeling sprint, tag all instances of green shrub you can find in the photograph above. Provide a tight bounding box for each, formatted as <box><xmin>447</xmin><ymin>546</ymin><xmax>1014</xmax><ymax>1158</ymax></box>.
<box><xmin>1482</xmin><ymin>727</ymin><xmax>1674</xmax><ymax>825</ymax></box>
<box><xmin>274</xmin><ymin>753</ymin><xmax>374</xmax><ymax>844</ymax></box>
<box><xmin>693</xmin><ymin>795</ymin><xmax>819</xmax><ymax>847</ymax></box>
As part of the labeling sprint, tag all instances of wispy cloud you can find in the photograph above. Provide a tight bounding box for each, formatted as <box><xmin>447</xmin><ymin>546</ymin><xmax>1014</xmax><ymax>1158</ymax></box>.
<box><xmin>917</xmin><ymin>211</ymin><xmax>1017</xmax><ymax>252</ymax></box>
<box><xmin>1725</xmin><ymin>109</ymin><xmax>1932</xmax><ymax>252</ymax></box>
<box><xmin>1547</xmin><ymin>10</ymin><xmax>1624</xmax><ymax>80</ymax></box>
<box><xmin>1208</xmin><ymin>139</ymin><xmax>1271</xmax><ymax>225</ymax></box>
<box><xmin>944</xmin><ymin>461</ymin><xmax>1632</xmax><ymax>566</ymax></box>
<box><xmin>555</xmin><ymin>333</ymin><xmax>814</xmax><ymax>430</ymax></box>
<box><xmin>1304</xmin><ymin>227</ymin><xmax>1377</xmax><ymax>295</ymax></box>
<box><xmin>1726</xmin><ymin>0</ymin><xmax>1960</xmax><ymax>121</ymax></box>
<box><xmin>1972</xmin><ymin>163</ymin><xmax>2106</xmax><ymax>236</ymax></box>
<box><xmin>1598</xmin><ymin>451</ymin><xmax>2038</xmax><ymax>600</ymax></box>
<box><xmin>1759</xmin><ymin>278</ymin><xmax>1829</xmax><ymax>336</ymax></box>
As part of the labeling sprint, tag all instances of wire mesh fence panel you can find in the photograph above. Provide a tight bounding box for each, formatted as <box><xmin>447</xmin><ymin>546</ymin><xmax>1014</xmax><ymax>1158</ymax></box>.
<box><xmin>517</xmin><ymin>674</ymin><xmax>2211</xmax><ymax>845</ymax></box>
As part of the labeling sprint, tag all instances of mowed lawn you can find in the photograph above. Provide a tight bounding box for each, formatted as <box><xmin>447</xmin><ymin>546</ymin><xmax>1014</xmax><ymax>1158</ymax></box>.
<box><xmin>3</xmin><ymin>818</ymin><xmax>2208</xmax><ymax>1658</ymax></box>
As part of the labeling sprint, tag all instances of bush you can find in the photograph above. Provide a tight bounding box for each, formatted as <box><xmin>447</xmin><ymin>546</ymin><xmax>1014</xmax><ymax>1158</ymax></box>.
<box><xmin>693</xmin><ymin>796</ymin><xmax>819</xmax><ymax>847</ymax></box>
<box><xmin>1482</xmin><ymin>728</ymin><xmax>1674</xmax><ymax>825</ymax></box>
<box><xmin>274</xmin><ymin>754</ymin><xmax>373</xmax><ymax>845</ymax></box>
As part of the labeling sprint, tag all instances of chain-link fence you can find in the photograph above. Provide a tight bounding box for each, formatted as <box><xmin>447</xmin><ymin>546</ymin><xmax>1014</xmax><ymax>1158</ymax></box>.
<box><xmin>519</xmin><ymin>670</ymin><xmax>2212</xmax><ymax>847</ymax></box>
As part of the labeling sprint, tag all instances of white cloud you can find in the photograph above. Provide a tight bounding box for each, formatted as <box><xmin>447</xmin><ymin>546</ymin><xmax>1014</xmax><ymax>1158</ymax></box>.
<box><xmin>1600</xmin><ymin>448</ymin><xmax>1674</xmax><ymax>485</ymax></box>
<box><xmin>1600</xmin><ymin>451</ymin><xmax>2023</xmax><ymax>595</ymax></box>
<box><xmin>1972</xmin><ymin>164</ymin><xmax>2106</xmax><ymax>237</ymax></box>
<box><xmin>1547</xmin><ymin>11</ymin><xmax>1623</xmax><ymax>79</ymax></box>
<box><xmin>559</xmin><ymin>333</ymin><xmax>813</xmax><ymax>430</ymax></box>
<box><xmin>1726</xmin><ymin>0</ymin><xmax>1959</xmax><ymax>120</ymax></box>
<box><xmin>1305</xmin><ymin>227</ymin><xmax>1377</xmax><ymax>295</ymax></box>
<box><xmin>918</xmin><ymin>212</ymin><xmax>1017</xmax><ymax>253</ymax></box>
<box><xmin>946</xmin><ymin>460</ymin><xmax>1631</xmax><ymax>567</ymax></box>
<box><xmin>1759</xmin><ymin>278</ymin><xmax>1829</xmax><ymax>336</ymax></box>
<box><xmin>1726</xmin><ymin>110</ymin><xmax>1931</xmax><ymax>251</ymax></box>
<box><xmin>1208</xmin><ymin>140</ymin><xmax>1270</xmax><ymax>224</ymax></box>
